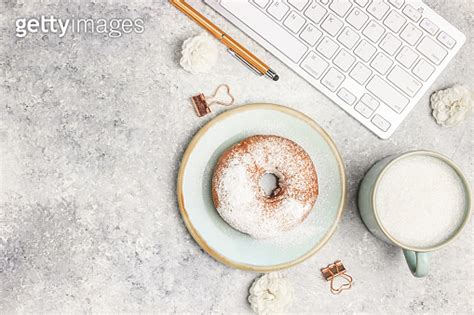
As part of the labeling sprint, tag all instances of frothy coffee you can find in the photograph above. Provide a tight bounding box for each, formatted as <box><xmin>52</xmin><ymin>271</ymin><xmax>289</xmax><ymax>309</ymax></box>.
<box><xmin>376</xmin><ymin>155</ymin><xmax>466</xmax><ymax>248</ymax></box>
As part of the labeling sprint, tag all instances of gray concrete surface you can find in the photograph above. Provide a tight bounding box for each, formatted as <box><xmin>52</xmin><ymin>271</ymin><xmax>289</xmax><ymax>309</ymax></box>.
<box><xmin>0</xmin><ymin>0</ymin><xmax>472</xmax><ymax>313</ymax></box>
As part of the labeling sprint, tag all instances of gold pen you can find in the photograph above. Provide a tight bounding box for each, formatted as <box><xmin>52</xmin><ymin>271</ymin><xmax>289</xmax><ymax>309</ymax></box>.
<box><xmin>170</xmin><ymin>0</ymin><xmax>279</xmax><ymax>81</ymax></box>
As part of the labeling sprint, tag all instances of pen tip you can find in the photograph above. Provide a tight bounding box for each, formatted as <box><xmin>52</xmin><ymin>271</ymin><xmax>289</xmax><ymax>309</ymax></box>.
<box><xmin>266</xmin><ymin>69</ymin><xmax>279</xmax><ymax>81</ymax></box>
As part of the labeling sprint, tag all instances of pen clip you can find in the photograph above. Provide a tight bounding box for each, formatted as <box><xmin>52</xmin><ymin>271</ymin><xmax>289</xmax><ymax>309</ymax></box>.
<box><xmin>227</xmin><ymin>49</ymin><xmax>262</xmax><ymax>76</ymax></box>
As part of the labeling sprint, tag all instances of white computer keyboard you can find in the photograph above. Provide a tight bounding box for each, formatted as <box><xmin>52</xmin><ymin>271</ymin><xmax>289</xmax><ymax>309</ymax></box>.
<box><xmin>204</xmin><ymin>0</ymin><xmax>465</xmax><ymax>138</ymax></box>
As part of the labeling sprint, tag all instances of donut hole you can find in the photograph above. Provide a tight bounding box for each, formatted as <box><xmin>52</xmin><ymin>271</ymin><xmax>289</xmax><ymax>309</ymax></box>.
<box><xmin>259</xmin><ymin>173</ymin><xmax>281</xmax><ymax>198</ymax></box>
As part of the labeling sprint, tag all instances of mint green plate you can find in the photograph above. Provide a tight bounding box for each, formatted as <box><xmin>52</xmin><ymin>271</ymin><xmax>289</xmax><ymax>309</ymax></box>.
<box><xmin>177</xmin><ymin>104</ymin><xmax>346</xmax><ymax>271</ymax></box>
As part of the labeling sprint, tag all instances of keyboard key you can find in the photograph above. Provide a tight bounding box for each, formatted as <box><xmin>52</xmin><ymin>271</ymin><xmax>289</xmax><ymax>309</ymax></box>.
<box><xmin>402</xmin><ymin>4</ymin><xmax>421</xmax><ymax>22</ymax></box>
<box><xmin>371</xmin><ymin>114</ymin><xmax>391</xmax><ymax>131</ymax></box>
<box><xmin>383</xmin><ymin>10</ymin><xmax>406</xmax><ymax>33</ymax></box>
<box><xmin>333</xmin><ymin>49</ymin><xmax>355</xmax><ymax>71</ymax></box>
<box><xmin>329</xmin><ymin>0</ymin><xmax>352</xmax><ymax>17</ymax></box>
<box><xmin>268</xmin><ymin>0</ymin><xmax>290</xmax><ymax>20</ymax></box>
<box><xmin>284</xmin><ymin>11</ymin><xmax>306</xmax><ymax>33</ymax></box>
<box><xmin>361</xmin><ymin>93</ymin><xmax>380</xmax><ymax>110</ymax></box>
<box><xmin>416</xmin><ymin>36</ymin><xmax>447</xmax><ymax>65</ymax></box>
<box><xmin>437</xmin><ymin>31</ymin><xmax>456</xmax><ymax>48</ymax></box>
<box><xmin>396</xmin><ymin>46</ymin><xmax>418</xmax><ymax>68</ymax></box>
<box><xmin>288</xmin><ymin>0</ymin><xmax>309</xmax><ymax>11</ymax></box>
<box><xmin>366</xmin><ymin>75</ymin><xmax>410</xmax><ymax>113</ymax></box>
<box><xmin>379</xmin><ymin>33</ymin><xmax>402</xmax><ymax>55</ymax></box>
<box><xmin>301</xmin><ymin>51</ymin><xmax>329</xmax><ymax>79</ymax></box>
<box><xmin>321</xmin><ymin>14</ymin><xmax>344</xmax><ymax>36</ymax></box>
<box><xmin>300</xmin><ymin>23</ymin><xmax>323</xmax><ymax>46</ymax></box>
<box><xmin>388</xmin><ymin>0</ymin><xmax>404</xmax><ymax>9</ymax></box>
<box><xmin>221</xmin><ymin>0</ymin><xmax>308</xmax><ymax>62</ymax></box>
<box><xmin>253</xmin><ymin>0</ymin><xmax>270</xmax><ymax>8</ymax></box>
<box><xmin>337</xmin><ymin>26</ymin><xmax>360</xmax><ymax>49</ymax></box>
<box><xmin>367</xmin><ymin>0</ymin><xmax>390</xmax><ymax>20</ymax></box>
<box><xmin>355</xmin><ymin>0</ymin><xmax>369</xmax><ymax>7</ymax></box>
<box><xmin>350</xmin><ymin>62</ymin><xmax>372</xmax><ymax>84</ymax></box>
<box><xmin>363</xmin><ymin>20</ymin><xmax>385</xmax><ymax>43</ymax></box>
<box><xmin>420</xmin><ymin>18</ymin><xmax>439</xmax><ymax>35</ymax></box>
<box><xmin>387</xmin><ymin>66</ymin><xmax>422</xmax><ymax>97</ymax></box>
<box><xmin>346</xmin><ymin>7</ymin><xmax>369</xmax><ymax>30</ymax></box>
<box><xmin>355</xmin><ymin>101</ymin><xmax>374</xmax><ymax>118</ymax></box>
<box><xmin>337</xmin><ymin>88</ymin><xmax>356</xmax><ymax>105</ymax></box>
<box><xmin>317</xmin><ymin>37</ymin><xmax>339</xmax><ymax>58</ymax></box>
<box><xmin>354</xmin><ymin>39</ymin><xmax>376</xmax><ymax>62</ymax></box>
<box><xmin>400</xmin><ymin>23</ymin><xmax>422</xmax><ymax>45</ymax></box>
<box><xmin>412</xmin><ymin>59</ymin><xmax>435</xmax><ymax>81</ymax></box>
<box><xmin>304</xmin><ymin>2</ymin><xmax>327</xmax><ymax>24</ymax></box>
<box><xmin>321</xmin><ymin>68</ymin><xmax>345</xmax><ymax>91</ymax></box>
<box><xmin>371</xmin><ymin>52</ymin><xmax>393</xmax><ymax>75</ymax></box>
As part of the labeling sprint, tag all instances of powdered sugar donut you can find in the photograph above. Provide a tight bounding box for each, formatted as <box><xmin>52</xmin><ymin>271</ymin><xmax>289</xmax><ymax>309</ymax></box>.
<box><xmin>211</xmin><ymin>135</ymin><xmax>318</xmax><ymax>239</ymax></box>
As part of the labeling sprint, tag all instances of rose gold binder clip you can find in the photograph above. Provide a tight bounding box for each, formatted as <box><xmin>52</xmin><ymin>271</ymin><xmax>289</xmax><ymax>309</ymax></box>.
<box><xmin>191</xmin><ymin>84</ymin><xmax>235</xmax><ymax>117</ymax></box>
<box><xmin>321</xmin><ymin>260</ymin><xmax>353</xmax><ymax>294</ymax></box>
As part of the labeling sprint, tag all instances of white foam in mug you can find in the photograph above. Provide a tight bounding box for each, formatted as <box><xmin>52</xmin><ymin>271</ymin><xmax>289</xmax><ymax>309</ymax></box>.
<box><xmin>358</xmin><ymin>151</ymin><xmax>471</xmax><ymax>277</ymax></box>
<box><xmin>375</xmin><ymin>155</ymin><xmax>466</xmax><ymax>248</ymax></box>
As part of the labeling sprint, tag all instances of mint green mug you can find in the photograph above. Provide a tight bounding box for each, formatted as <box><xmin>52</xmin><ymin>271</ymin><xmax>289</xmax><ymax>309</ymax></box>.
<box><xmin>358</xmin><ymin>151</ymin><xmax>471</xmax><ymax>277</ymax></box>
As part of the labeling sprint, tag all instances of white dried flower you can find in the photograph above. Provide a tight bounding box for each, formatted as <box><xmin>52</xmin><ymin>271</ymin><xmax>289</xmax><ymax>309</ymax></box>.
<box><xmin>431</xmin><ymin>85</ymin><xmax>473</xmax><ymax>127</ymax></box>
<box><xmin>248</xmin><ymin>273</ymin><xmax>294</xmax><ymax>315</ymax></box>
<box><xmin>179</xmin><ymin>33</ymin><xmax>218</xmax><ymax>74</ymax></box>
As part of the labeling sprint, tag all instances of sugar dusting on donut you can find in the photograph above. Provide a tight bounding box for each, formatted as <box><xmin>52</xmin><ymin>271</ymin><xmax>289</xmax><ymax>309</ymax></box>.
<box><xmin>212</xmin><ymin>135</ymin><xmax>318</xmax><ymax>239</ymax></box>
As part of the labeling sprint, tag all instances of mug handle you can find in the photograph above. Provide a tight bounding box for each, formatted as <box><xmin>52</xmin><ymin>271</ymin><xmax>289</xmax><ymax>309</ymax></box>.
<box><xmin>403</xmin><ymin>249</ymin><xmax>430</xmax><ymax>277</ymax></box>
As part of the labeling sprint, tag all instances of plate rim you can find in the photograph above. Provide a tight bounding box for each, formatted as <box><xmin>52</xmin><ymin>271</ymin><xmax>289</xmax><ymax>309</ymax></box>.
<box><xmin>177</xmin><ymin>103</ymin><xmax>346</xmax><ymax>271</ymax></box>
